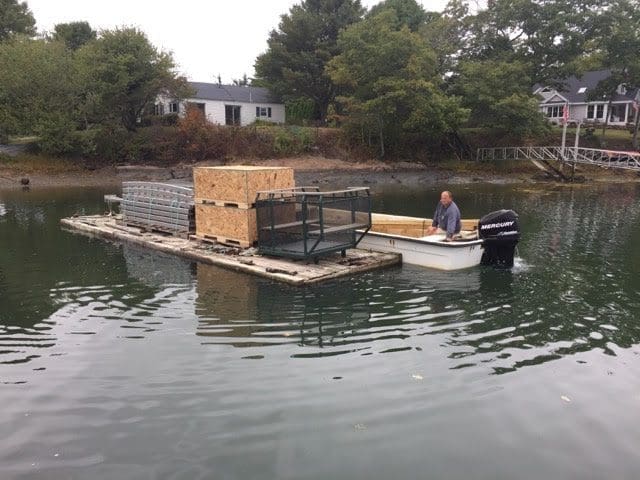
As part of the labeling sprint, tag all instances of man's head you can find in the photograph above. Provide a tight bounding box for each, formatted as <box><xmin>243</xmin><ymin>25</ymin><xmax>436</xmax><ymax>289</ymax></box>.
<box><xmin>440</xmin><ymin>191</ymin><xmax>453</xmax><ymax>207</ymax></box>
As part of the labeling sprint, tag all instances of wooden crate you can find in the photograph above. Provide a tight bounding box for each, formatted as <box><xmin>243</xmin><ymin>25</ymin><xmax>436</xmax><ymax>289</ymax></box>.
<box><xmin>193</xmin><ymin>166</ymin><xmax>295</xmax><ymax>206</ymax></box>
<box><xmin>195</xmin><ymin>204</ymin><xmax>258</xmax><ymax>245</ymax></box>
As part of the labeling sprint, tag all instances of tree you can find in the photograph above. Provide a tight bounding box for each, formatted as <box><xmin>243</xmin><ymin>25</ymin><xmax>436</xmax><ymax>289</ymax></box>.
<box><xmin>53</xmin><ymin>21</ymin><xmax>96</xmax><ymax>50</ymax></box>
<box><xmin>254</xmin><ymin>0</ymin><xmax>365</xmax><ymax>122</ymax></box>
<box><xmin>591</xmin><ymin>0</ymin><xmax>640</xmax><ymax>145</ymax></box>
<box><xmin>232</xmin><ymin>73</ymin><xmax>249</xmax><ymax>86</ymax></box>
<box><xmin>368</xmin><ymin>0</ymin><xmax>430</xmax><ymax>32</ymax></box>
<box><xmin>454</xmin><ymin>59</ymin><xmax>549</xmax><ymax>137</ymax></box>
<box><xmin>75</xmin><ymin>27</ymin><xmax>189</xmax><ymax>131</ymax></box>
<box><xmin>460</xmin><ymin>0</ymin><xmax>611</xmax><ymax>85</ymax></box>
<box><xmin>421</xmin><ymin>0</ymin><xmax>470</xmax><ymax>76</ymax></box>
<box><xmin>0</xmin><ymin>37</ymin><xmax>78</xmax><ymax>152</ymax></box>
<box><xmin>328</xmin><ymin>10</ymin><xmax>468</xmax><ymax>157</ymax></box>
<box><xmin>0</xmin><ymin>0</ymin><xmax>36</xmax><ymax>41</ymax></box>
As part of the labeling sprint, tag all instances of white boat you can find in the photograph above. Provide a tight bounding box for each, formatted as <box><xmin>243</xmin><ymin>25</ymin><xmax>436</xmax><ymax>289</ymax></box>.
<box><xmin>357</xmin><ymin>213</ymin><xmax>484</xmax><ymax>270</ymax></box>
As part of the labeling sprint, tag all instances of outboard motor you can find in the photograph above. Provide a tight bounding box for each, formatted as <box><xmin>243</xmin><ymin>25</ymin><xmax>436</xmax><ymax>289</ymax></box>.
<box><xmin>478</xmin><ymin>210</ymin><xmax>520</xmax><ymax>268</ymax></box>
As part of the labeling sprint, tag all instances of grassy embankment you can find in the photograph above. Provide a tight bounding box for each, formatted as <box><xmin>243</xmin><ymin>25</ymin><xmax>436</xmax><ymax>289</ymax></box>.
<box><xmin>1</xmin><ymin>124</ymin><xmax>637</xmax><ymax>178</ymax></box>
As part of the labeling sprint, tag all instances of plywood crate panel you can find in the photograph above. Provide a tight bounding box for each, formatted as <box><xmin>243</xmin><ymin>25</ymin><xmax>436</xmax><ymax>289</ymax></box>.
<box><xmin>193</xmin><ymin>166</ymin><xmax>295</xmax><ymax>206</ymax></box>
<box><xmin>195</xmin><ymin>204</ymin><xmax>258</xmax><ymax>244</ymax></box>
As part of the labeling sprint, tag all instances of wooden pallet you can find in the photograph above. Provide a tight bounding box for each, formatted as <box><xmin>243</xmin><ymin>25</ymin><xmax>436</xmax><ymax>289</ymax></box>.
<box><xmin>194</xmin><ymin>198</ymin><xmax>254</xmax><ymax>209</ymax></box>
<box><xmin>117</xmin><ymin>219</ymin><xmax>192</xmax><ymax>239</ymax></box>
<box><xmin>190</xmin><ymin>233</ymin><xmax>253</xmax><ymax>249</ymax></box>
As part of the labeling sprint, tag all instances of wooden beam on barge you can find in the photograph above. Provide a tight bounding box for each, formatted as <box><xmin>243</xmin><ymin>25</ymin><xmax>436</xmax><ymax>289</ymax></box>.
<box><xmin>60</xmin><ymin>215</ymin><xmax>401</xmax><ymax>286</ymax></box>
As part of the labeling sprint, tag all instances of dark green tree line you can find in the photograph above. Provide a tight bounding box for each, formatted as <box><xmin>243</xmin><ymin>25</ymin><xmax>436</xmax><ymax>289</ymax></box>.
<box><xmin>0</xmin><ymin>0</ymin><xmax>35</xmax><ymax>41</ymax></box>
<box><xmin>0</xmin><ymin>17</ymin><xmax>188</xmax><ymax>154</ymax></box>
<box><xmin>328</xmin><ymin>9</ymin><xmax>468</xmax><ymax>157</ymax></box>
<box><xmin>254</xmin><ymin>0</ymin><xmax>365</xmax><ymax>123</ymax></box>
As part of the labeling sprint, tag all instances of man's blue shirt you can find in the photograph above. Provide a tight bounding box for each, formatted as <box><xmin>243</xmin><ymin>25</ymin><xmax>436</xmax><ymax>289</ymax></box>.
<box><xmin>432</xmin><ymin>201</ymin><xmax>461</xmax><ymax>238</ymax></box>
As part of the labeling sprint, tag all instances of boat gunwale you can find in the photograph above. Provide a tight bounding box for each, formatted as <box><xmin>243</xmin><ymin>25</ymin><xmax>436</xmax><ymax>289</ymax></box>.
<box><xmin>360</xmin><ymin>229</ymin><xmax>484</xmax><ymax>248</ymax></box>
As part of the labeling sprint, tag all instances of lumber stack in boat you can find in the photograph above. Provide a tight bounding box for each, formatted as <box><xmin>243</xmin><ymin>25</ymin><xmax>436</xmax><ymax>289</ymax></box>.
<box><xmin>370</xmin><ymin>212</ymin><xmax>478</xmax><ymax>238</ymax></box>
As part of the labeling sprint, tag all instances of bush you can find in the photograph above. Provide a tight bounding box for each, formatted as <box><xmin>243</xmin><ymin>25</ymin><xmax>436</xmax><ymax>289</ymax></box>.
<box><xmin>175</xmin><ymin>108</ymin><xmax>229</xmax><ymax>161</ymax></box>
<box><xmin>36</xmin><ymin>117</ymin><xmax>84</xmax><ymax>157</ymax></box>
<box><xmin>285</xmin><ymin>98</ymin><xmax>315</xmax><ymax>125</ymax></box>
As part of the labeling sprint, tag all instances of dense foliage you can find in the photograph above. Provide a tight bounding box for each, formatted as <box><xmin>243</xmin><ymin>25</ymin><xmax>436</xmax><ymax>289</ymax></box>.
<box><xmin>327</xmin><ymin>10</ymin><xmax>468</xmax><ymax>157</ymax></box>
<box><xmin>1</xmin><ymin>0</ymin><xmax>639</xmax><ymax>160</ymax></box>
<box><xmin>0</xmin><ymin>21</ymin><xmax>189</xmax><ymax>155</ymax></box>
<box><xmin>0</xmin><ymin>0</ymin><xmax>35</xmax><ymax>41</ymax></box>
<box><xmin>254</xmin><ymin>0</ymin><xmax>365</xmax><ymax>123</ymax></box>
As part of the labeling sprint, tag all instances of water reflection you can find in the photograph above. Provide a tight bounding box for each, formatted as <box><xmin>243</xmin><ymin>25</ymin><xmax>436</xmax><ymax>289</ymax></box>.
<box><xmin>1</xmin><ymin>183</ymin><xmax>640</xmax><ymax>376</ymax></box>
<box><xmin>191</xmin><ymin>190</ymin><xmax>640</xmax><ymax>375</ymax></box>
<box><xmin>3</xmin><ymin>183</ymin><xmax>640</xmax><ymax>480</ymax></box>
<box><xmin>194</xmin><ymin>263</ymin><xmax>486</xmax><ymax>357</ymax></box>
<box><xmin>123</xmin><ymin>244</ymin><xmax>196</xmax><ymax>287</ymax></box>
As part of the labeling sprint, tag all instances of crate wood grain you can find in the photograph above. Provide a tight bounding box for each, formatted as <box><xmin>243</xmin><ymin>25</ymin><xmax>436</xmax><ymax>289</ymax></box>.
<box><xmin>195</xmin><ymin>204</ymin><xmax>258</xmax><ymax>245</ymax></box>
<box><xmin>194</xmin><ymin>198</ymin><xmax>253</xmax><ymax>209</ymax></box>
<box><xmin>190</xmin><ymin>233</ymin><xmax>252</xmax><ymax>249</ymax></box>
<box><xmin>193</xmin><ymin>166</ymin><xmax>295</xmax><ymax>206</ymax></box>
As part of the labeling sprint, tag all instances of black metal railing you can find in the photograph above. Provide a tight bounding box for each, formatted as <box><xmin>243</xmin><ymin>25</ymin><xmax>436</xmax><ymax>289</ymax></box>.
<box><xmin>256</xmin><ymin>187</ymin><xmax>371</xmax><ymax>262</ymax></box>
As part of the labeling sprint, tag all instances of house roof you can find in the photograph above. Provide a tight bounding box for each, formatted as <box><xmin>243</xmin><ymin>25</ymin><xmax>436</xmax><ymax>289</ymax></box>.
<box><xmin>534</xmin><ymin>69</ymin><xmax>639</xmax><ymax>104</ymax></box>
<box><xmin>188</xmin><ymin>82</ymin><xmax>281</xmax><ymax>104</ymax></box>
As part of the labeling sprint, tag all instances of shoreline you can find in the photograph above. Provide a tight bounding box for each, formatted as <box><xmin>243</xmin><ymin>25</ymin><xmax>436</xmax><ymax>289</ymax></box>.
<box><xmin>1</xmin><ymin>156</ymin><xmax>638</xmax><ymax>190</ymax></box>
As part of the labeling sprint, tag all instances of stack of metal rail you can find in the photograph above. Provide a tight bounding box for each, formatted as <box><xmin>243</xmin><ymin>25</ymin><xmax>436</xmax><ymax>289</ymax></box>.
<box><xmin>121</xmin><ymin>182</ymin><xmax>195</xmax><ymax>237</ymax></box>
<box><xmin>256</xmin><ymin>186</ymin><xmax>371</xmax><ymax>263</ymax></box>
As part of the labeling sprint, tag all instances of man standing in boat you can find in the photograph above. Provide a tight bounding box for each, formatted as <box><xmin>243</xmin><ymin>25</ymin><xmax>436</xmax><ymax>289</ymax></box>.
<box><xmin>425</xmin><ymin>191</ymin><xmax>461</xmax><ymax>241</ymax></box>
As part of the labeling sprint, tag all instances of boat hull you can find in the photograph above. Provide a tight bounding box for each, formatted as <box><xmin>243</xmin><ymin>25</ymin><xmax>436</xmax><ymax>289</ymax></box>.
<box><xmin>357</xmin><ymin>231</ymin><xmax>484</xmax><ymax>270</ymax></box>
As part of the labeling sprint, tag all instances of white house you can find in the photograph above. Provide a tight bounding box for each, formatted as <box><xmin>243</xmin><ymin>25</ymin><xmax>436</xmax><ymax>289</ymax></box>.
<box><xmin>533</xmin><ymin>70</ymin><xmax>639</xmax><ymax>126</ymax></box>
<box><xmin>156</xmin><ymin>82</ymin><xmax>285</xmax><ymax>126</ymax></box>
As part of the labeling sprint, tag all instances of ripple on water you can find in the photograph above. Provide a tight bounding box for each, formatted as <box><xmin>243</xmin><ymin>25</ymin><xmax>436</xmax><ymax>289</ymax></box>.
<box><xmin>3</xmin><ymin>185</ymin><xmax>640</xmax><ymax>479</ymax></box>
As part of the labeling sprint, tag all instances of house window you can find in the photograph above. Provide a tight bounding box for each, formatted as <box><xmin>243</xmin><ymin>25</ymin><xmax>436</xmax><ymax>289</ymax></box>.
<box><xmin>187</xmin><ymin>102</ymin><xmax>205</xmax><ymax>113</ymax></box>
<box><xmin>587</xmin><ymin>104</ymin><xmax>605</xmax><ymax>120</ymax></box>
<box><xmin>169</xmin><ymin>102</ymin><xmax>179</xmax><ymax>113</ymax></box>
<box><xmin>255</xmin><ymin>106</ymin><xmax>273</xmax><ymax>119</ymax></box>
<box><xmin>225</xmin><ymin>105</ymin><xmax>241</xmax><ymax>125</ymax></box>
<box><xmin>154</xmin><ymin>103</ymin><xmax>164</xmax><ymax>115</ymax></box>
<box><xmin>547</xmin><ymin>105</ymin><xmax>562</xmax><ymax>118</ymax></box>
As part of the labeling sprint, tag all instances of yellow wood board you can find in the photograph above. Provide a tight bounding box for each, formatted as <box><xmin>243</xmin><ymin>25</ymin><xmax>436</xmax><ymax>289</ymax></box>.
<box><xmin>195</xmin><ymin>204</ymin><xmax>258</xmax><ymax>245</ymax></box>
<box><xmin>193</xmin><ymin>166</ymin><xmax>295</xmax><ymax>205</ymax></box>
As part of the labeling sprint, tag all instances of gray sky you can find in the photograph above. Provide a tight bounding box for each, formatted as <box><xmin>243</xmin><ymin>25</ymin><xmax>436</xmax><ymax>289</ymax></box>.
<box><xmin>26</xmin><ymin>0</ymin><xmax>449</xmax><ymax>83</ymax></box>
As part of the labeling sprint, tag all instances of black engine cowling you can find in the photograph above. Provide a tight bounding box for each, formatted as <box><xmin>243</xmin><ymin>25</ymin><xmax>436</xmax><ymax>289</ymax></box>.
<box><xmin>478</xmin><ymin>209</ymin><xmax>520</xmax><ymax>268</ymax></box>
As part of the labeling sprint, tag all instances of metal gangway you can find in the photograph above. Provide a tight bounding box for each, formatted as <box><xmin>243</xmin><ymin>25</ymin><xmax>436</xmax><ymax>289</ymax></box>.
<box><xmin>477</xmin><ymin>146</ymin><xmax>640</xmax><ymax>171</ymax></box>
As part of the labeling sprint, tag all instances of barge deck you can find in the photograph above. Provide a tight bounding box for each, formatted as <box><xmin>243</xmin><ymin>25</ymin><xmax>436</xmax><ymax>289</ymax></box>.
<box><xmin>60</xmin><ymin>215</ymin><xmax>401</xmax><ymax>285</ymax></box>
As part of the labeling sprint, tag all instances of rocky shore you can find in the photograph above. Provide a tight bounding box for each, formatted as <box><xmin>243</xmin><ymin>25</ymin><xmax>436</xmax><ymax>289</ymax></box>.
<box><xmin>0</xmin><ymin>155</ymin><xmax>637</xmax><ymax>190</ymax></box>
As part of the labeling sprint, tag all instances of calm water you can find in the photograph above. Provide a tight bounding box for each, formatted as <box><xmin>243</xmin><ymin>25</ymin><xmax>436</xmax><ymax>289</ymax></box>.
<box><xmin>1</xmin><ymin>183</ymin><xmax>640</xmax><ymax>479</ymax></box>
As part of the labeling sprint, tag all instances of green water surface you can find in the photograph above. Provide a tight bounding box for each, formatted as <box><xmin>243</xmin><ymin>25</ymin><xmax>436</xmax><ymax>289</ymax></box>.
<box><xmin>1</xmin><ymin>183</ymin><xmax>640</xmax><ymax>479</ymax></box>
